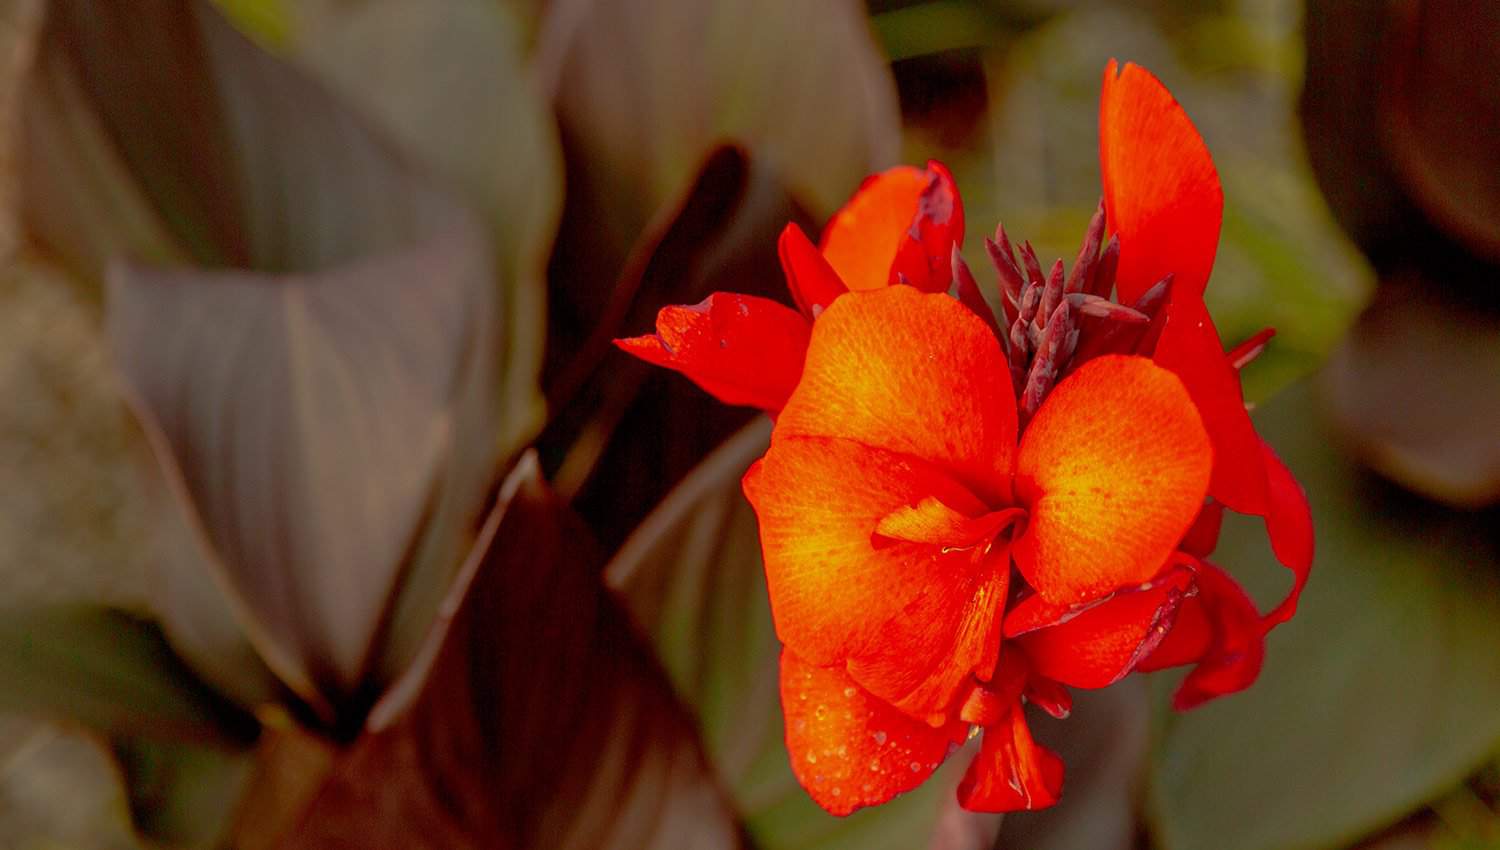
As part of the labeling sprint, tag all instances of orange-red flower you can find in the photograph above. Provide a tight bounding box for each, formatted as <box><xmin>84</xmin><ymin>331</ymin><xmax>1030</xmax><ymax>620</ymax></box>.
<box><xmin>616</xmin><ymin>60</ymin><xmax>1313</xmax><ymax>816</ymax></box>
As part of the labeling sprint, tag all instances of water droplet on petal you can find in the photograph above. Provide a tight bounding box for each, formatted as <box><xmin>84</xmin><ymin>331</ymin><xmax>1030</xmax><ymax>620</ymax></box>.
<box><xmin>843</xmin><ymin>687</ymin><xmax>856</xmax><ymax>698</ymax></box>
<box><xmin>831</xmin><ymin>787</ymin><xmax>842</xmax><ymax>797</ymax></box>
<box><xmin>872</xmin><ymin>731</ymin><xmax>888</xmax><ymax>745</ymax></box>
<box><xmin>807</xmin><ymin>753</ymin><xmax>818</xmax><ymax>764</ymax></box>
<box><xmin>909</xmin><ymin>761</ymin><xmax>921</xmax><ymax>772</ymax></box>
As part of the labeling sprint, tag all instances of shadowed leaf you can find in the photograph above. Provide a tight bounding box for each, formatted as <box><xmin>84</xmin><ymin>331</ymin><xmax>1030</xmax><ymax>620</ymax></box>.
<box><xmin>607</xmin><ymin>422</ymin><xmax>1001</xmax><ymax>850</ymax></box>
<box><xmin>1322</xmin><ymin>275</ymin><xmax>1500</xmax><ymax>507</ymax></box>
<box><xmin>278</xmin><ymin>454</ymin><xmax>741</xmax><ymax>849</ymax></box>
<box><xmin>1149</xmin><ymin>380</ymin><xmax>1500</xmax><ymax>850</ymax></box>
<box><xmin>0</xmin><ymin>606</ymin><xmax>255</xmax><ymax>743</ymax></box>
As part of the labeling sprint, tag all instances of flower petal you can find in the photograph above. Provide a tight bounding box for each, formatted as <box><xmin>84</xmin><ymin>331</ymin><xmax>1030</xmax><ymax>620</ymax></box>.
<box><xmin>1137</xmin><ymin>561</ymin><xmax>1265</xmax><ymax>710</ymax></box>
<box><xmin>776</xmin><ymin>285</ymin><xmax>1017</xmax><ymax>506</ymax></box>
<box><xmin>889</xmin><ymin>161</ymin><xmax>965</xmax><ymax>293</ymax></box>
<box><xmin>745</xmin><ymin>436</ymin><xmax>1007</xmax><ymax>719</ymax></box>
<box><xmin>615</xmin><ymin>292</ymin><xmax>809</xmax><ymax>412</ymax></box>
<box><xmin>1099</xmin><ymin>59</ymin><xmax>1223</xmax><ymax>305</ymax></box>
<box><xmin>1013</xmin><ymin>565</ymin><xmax>1193</xmax><ymax>689</ymax></box>
<box><xmin>778</xmin><ymin>223</ymin><xmax>848</xmax><ymax>318</ymax></box>
<box><xmin>819</xmin><ymin>165</ymin><xmax>929</xmax><ymax>292</ymax></box>
<box><xmin>1153</xmin><ymin>295</ymin><xmax>1271</xmax><ymax>515</ymax></box>
<box><xmin>1262</xmin><ymin>440</ymin><xmax>1314</xmax><ymax>626</ymax></box>
<box><xmin>780</xmin><ymin>648</ymin><xmax>962</xmax><ymax>816</ymax></box>
<box><xmin>957</xmin><ymin>704</ymin><xmax>1065</xmax><ymax>812</ymax></box>
<box><xmin>1015</xmin><ymin>355</ymin><xmax>1212</xmax><ymax>604</ymax></box>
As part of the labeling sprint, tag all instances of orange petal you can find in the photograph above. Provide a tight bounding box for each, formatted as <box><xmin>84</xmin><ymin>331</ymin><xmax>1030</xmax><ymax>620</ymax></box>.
<box><xmin>744</xmin><ymin>436</ymin><xmax>1007</xmax><ymax>720</ymax></box>
<box><xmin>776</xmin><ymin>285</ymin><xmax>1017</xmax><ymax>506</ymax></box>
<box><xmin>1013</xmin><ymin>565</ymin><xmax>1193</xmax><ymax>689</ymax></box>
<box><xmin>1262</xmin><ymin>440</ymin><xmax>1314</xmax><ymax>626</ymax></box>
<box><xmin>888</xmin><ymin>161</ymin><xmax>965</xmax><ymax>293</ymax></box>
<box><xmin>779</xmin><ymin>223</ymin><xmax>848</xmax><ymax>318</ymax></box>
<box><xmin>1099</xmin><ymin>60</ymin><xmax>1223</xmax><ymax>305</ymax></box>
<box><xmin>957</xmin><ymin>703</ymin><xmax>1065</xmax><ymax>812</ymax></box>
<box><xmin>780</xmin><ymin>648</ymin><xmax>962</xmax><ymax>816</ymax></box>
<box><xmin>1014</xmin><ymin>354</ymin><xmax>1212</xmax><ymax>605</ymax></box>
<box><xmin>1154</xmin><ymin>295</ymin><xmax>1270</xmax><ymax>514</ymax></box>
<box><xmin>614</xmin><ymin>292</ymin><xmax>809</xmax><ymax>412</ymax></box>
<box><xmin>820</xmin><ymin>166</ymin><xmax>929</xmax><ymax>292</ymax></box>
<box><xmin>1137</xmin><ymin>561</ymin><xmax>1265</xmax><ymax>710</ymax></box>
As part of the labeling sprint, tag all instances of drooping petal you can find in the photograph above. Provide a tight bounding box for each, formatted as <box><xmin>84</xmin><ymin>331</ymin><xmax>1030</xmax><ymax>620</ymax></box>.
<box><xmin>819</xmin><ymin>165</ymin><xmax>928</xmax><ymax>292</ymax></box>
<box><xmin>776</xmin><ymin>285</ymin><xmax>1018</xmax><ymax>506</ymax></box>
<box><xmin>957</xmin><ymin>704</ymin><xmax>1065</xmax><ymax>812</ymax></box>
<box><xmin>1180</xmin><ymin>499</ymin><xmax>1225</xmax><ymax>558</ymax></box>
<box><xmin>1153</xmin><ymin>295</ymin><xmax>1270</xmax><ymax>514</ymax></box>
<box><xmin>1137</xmin><ymin>561</ymin><xmax>1265</xmax><ymax>710</ymax></box>
<box><xmin>745</xmin><ymin>436</ymin><xmax>1008</xmax><ymax>719</ymax></box>
<box><xmin>780</xmin><ymin>649</ymin><xmax>963</xmax><ymax>816</ymax></box>
<box><xmin>1099</xmin><ymin>59</ymin><xmax>1223</xmax><ymax>305</ymax></box>
<box><xmin>778</xmin><ymin>222</ymin><xmax>848</xmax><ymax>318</ymax></box>
<box><xmin>888</xmin><ymin>161</ymin><xmax>965</xmax><ymax>293</ymax></box>
<box><xmin>1014</xmin><ymin>355</ymin><xmax>1212</xmax><ymax>605</ymax></box>
<box><xmin>614</xmin><ymin>292</ymin><xmax>809</xmax><ymax>412</ymax></box>
<box><xmin>1262</xmin><ymin>440</ymin><xmax>1314</xmax><ymax>626</ymax></box>
<box><xmin>1011</xmin><ymin>565</ymin><xmax>1193</xmax><ymax>689</ymax></box>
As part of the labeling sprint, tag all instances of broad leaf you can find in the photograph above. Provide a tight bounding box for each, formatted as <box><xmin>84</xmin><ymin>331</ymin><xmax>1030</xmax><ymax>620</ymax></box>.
<box><xmin>606</xmin><ymin>422</ymin><xmax>1000</xmax><ymax>850</ymax></box>
<box><xmin>108</xmin><ymin>220</ymin><xmax>494</xmax><ymax>713</ymax></box>
<box><xmin>282</xmin><ymin>0</ymin><xmax>562</xmax><ymax>681</ymax></box>
<box><xmin>280</xmin><ymin>454</ymin><xmax>742</xmax><ymax>848</ymax></box>
<box><xmin>1149</xmin><ymin>380</ymin><xmax>1500</xmax><ymax>850</ymax></box>
<box><xmin>0</xmin><ymin>606</ymin><xmax>254</xmax><ymax>743</ymax></box>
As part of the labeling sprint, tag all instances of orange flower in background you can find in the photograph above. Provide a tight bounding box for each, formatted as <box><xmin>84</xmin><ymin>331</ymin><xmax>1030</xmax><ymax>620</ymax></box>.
<box><xmin>616</xmin><ymin>60</ymin><xmax>1314</xmax><ymax>815</ymax></box>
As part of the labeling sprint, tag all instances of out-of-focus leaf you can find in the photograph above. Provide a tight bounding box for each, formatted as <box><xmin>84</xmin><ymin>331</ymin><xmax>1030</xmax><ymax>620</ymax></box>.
<box><xmin>114</xmin><ymin>736</ymin><xmax>253</xmax><ymax>849</ymax></box>
<box><xmin>0</xmin><ymin>715</ymin><xmax>144</xmax><ymax>850</ymax></box>
<box><xmin>108</xmin><ymin>218</ymin><xmax>494</xmax><ymax>713</ymax></box>
<box><xmin>606</xmin><ymin>422</ymin><xmax>999</xmax><ymax>850</ymax></box>
<box><xmin>285</xmin><ymin>0</ymin><xmax>561</xmax><ymax>682</ymax></box>
<box><xmin>0</xmin><ymin>606</ymin><xmax>255</xmax><ymax>744</ymax></box>
<box><xmin>1381</xmin><ymin>0</ymin><xmax>1500</xmax><ymax>264</ymax></box>
<box><xmin>535</xmin><ymin>0</ymin><xmax>899</xmax><ymax>408</ymax></box>
<box><xmin>549</xmin><ymin>147</ymin><xmax>805</xmax><ymax>549</ymax></box>
<box><xmin>279</xmin><ymin>454</ymin><xmax>742</xmax><ymax>849</ymax></box>
<box><xmin>1322</xmin><ymin>275</ymin><xmax>1500</xmax><ymax>507</ymax></box>
<box><xmin>998</xmin><ymin>683</ymin><xmax>1149</xmax><ymax>850</ymax></box>
<box><xmin>1149</xmin><ymin>381</ymin><xmax>1500</xmax><ymax>850</ymax></box>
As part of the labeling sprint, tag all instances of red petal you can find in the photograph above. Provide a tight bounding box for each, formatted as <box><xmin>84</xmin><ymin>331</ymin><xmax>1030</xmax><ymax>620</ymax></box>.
<box><xmin>1137</xmin><ymin>561</ymin><xmax>1265</xmax><ymax>710</ymax></box>
<box><xmin>1011</xmin><ymin>565</ymin><xmax>1193</xmax><ymax>689</ymax></box>
<box><xmin>778</xmin><ymin>223</ymin><xmax>848</xmax><ymax>318</ymax></box>
<box><xmin>776</xmin><ymin>285</ymin><xmax>1018</xmax><ymax>507</ymax></box>
<box><xmin>957</xmin><ymin>704</ymin><xmax>1065</xmax><ymax>812</ymax></box>
<box><xmin>820</xmin><ymin>166</ymin><xmax>929</xmax><ymax>292</ymax></box>
<box><xmin>889</xmin><ymin>161</ymin><xmax>965</xmax><ymax>293</ymax></box>
<box><xmin>1014</xmin><ymin>355</ymin><xmax>1212</xmax><ymax>605</ymax></box>
<box><xmin>1099</xmin><ymin>59</ymin><xmax>1223</xmax><ymax>305</ymax></box>
<box><xmin>1181</xmin><ymin>500</ymin><xmax>1224</xmax><ymax>558</ymax></box>
<box><xmin>1262</xmin><ymin>441</ymin><xmax>1314</xmax><ymax>626</ymax></box>
<box><xmin>1153</xmin><ymin>295</ymin><xmax>1271</xmax><ymax>515</ymax></box>
<box><xmin>744</xmin><ymin>436</ymin><xmax>1008</xmax><ymax>720</ymax></box>
<box><xmin>614</xmin><ymin>292</ymin><xmax>809</xmax><ymax>412</ymax></box>
<box><xmin>780</xmin><ymin>649</ymin><xmax>962</xmax><ymax>816</ymax></box>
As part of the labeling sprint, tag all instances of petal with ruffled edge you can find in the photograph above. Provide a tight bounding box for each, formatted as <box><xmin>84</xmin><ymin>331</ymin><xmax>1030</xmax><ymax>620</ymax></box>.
<box><xmin>1008</xmin><ymin>565</ymin><xmax>1193</xmax><ymax>689</ymax></box>
<box><xmin>1262</xmin><ymin>440</ymin><xmax>1314</xmax><ymax>626</ymax></box>
<box><xmin>780</xmin><ymin>649</ymin><xmax>964</xmax><ymax>816</ymax></box>
<box><xmin>957</xmin><ymin>703</ymin><xmax>1065</xmax><ymax>812</ymax></box>
<box><xmin>819</xmin><ymin>165</ymin><xmax>929</xmax><ymax>293</ymax></box>
<box><xmin>745</xmin><ymin>437</ymin><xmax>1008</xmax><ymax>719</ymax></box>
<box><xmin>1099</xmin><ymin>59</ymin><xmax>1223</xmax><ymax>305</ymax></box>
<box><xmin>1014</xmin><ymin>355</ymin><xmax>1212</xmax><ymax>605</ymax></box>
<box><xmin>779</xmin><ymin>223</ymin><xmax>848</xmax><ymax>318</ymax></box>
<box><xmin>776</xmin><ymin>285</ymin><xmax>1017</xmax><ymax>507</ymax></box>
<box><xmin>1154</xmin><ymin>295</ymin><xmax>1270</xmax><ymax>515</ymax></box>
<box><xmin>615</xmin><ymin>292</ymin><xmax>809</xmax><ymax>412</ymax></box>
<box><xmin>888</xmin><ymin>161</ymin><xmax>965</xmax><ymax>293</ymax></box>
<box><xmin>1137</xmin><ymin>561</ymin><xmax>1265</xmax><ymax>710</ymax></box>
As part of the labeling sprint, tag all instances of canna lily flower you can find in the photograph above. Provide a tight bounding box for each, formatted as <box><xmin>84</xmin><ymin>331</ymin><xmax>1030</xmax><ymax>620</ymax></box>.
<box><xmin>616</xmin><ymin>60</ymin><xmax>1313</xmax><ymax>815</ymax></box>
